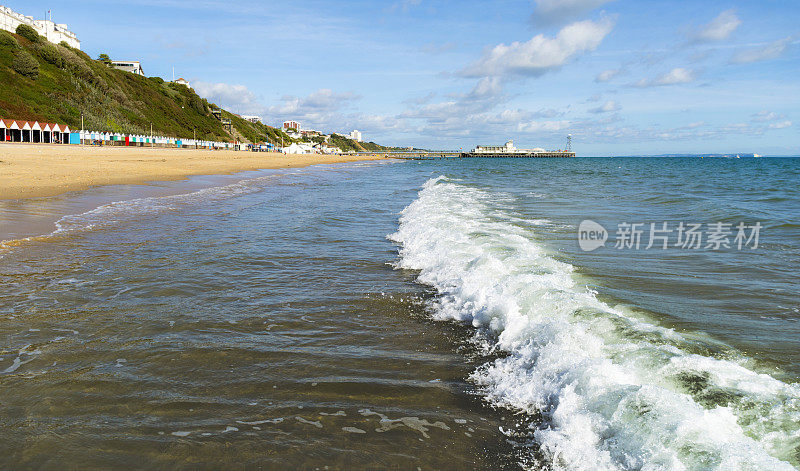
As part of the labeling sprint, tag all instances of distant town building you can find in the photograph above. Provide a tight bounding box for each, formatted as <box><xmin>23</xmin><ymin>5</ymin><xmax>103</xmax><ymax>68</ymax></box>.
<box><xmin>110</xmin><ymin>61</ymin><xmax>145</xmax><ymax>76</ymax></box>
<box><xmin>301</xmin><ymin>129</ymin><xmax>322</xmax><ymax>138</ymax></box>
<box><xmin>320</xmin><ymin>144</ymin><xmax>342</xmax><ymax>154</ymax></box>
<box><xmin>283</xmin><ymin>120</ymin><xmax>301</xmax><ymax>131</ymax></box>
<box><xmin>241</xmin><ymin>116</ymin><xmax>262</xmax><ymax>124</ymax></box>
<box><xmin>349</xmin><ymin>130</ymin><xmax>362</xmax><ymax>142</ymax></box>
<box><xmin>474</xmin><ymin>140</ymin><xmax>519</xmax><ymax>154</ymax></box>
<box><xmin>0</xmin><ymin>5</ymin><xmax>81</xmax><ymax>49</ymax></box>
<box><xmin>173</xmin><ymin>77</ymin><xmax>190</xmax><ymax>88</ymax></box>
<box><xmin>281</xmin><ymin>142</ymin><xmax>316</xmax><ymax>155</ymax></box>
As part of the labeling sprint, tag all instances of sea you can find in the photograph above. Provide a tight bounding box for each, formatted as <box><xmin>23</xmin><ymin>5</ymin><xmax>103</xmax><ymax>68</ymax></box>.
<box><xmin>1</xmin><ymin>157</ymin><xmax>799</xmax><ymax>470</ymax></box>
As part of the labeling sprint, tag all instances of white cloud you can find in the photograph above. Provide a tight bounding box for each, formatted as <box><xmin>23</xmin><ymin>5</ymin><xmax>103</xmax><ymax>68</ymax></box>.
<box><xmin>403</xmin><ymin>92</ymin><xmax>437</xmax><ymax>106</ymax></box>
<box><xmin>635</xmin><ymin>68</ymin><xmax>696</xmax><ymax>87</ymax></box>
<box><xmin>731</xmin><ymin>37</ymin><xmax>793</xmax><ymax>64</ymax></box>
<box><xmin>586</xmin><ymin>93</ymin><xmax>603</xmax><ymax>102</ymax></box>
<box><xmin>269</xmin><ymin>89</ymin><xmax>360</xmax><ymax>115</ymax></box>
<box><xmin>516</xmin><ymin>120</ymin><xmax>571</xmax><ymax>133</ymax></box>
<box><xmin>532</xmin><ymin>0</ymin><xmax>615</xmax><ymax>25</ymax></box>
<box><xmin>694</xmin><ymin>9</ymin><xmax>741</xmax><ymax>42</ymax></box>
<box><xmin>751</xmin><ymin>111</ymin><xmax>792</xmax><ymax>129</ymax></box>
<box><xmin>462</xmin><ymin>18</ymin><xmax>614</xmax><ymax>77</ymax></box>
<box><xmin>399</xmin><ymin>77</ymin><xmax>505</xmax><ymax>124</ymax></box>
<box><xmin>769</xmin><ymin>120</ymin><xmax>793</xmax><ymax>129</ymax></box>
<box><xmin>683</xmin><ymin>122</ymin><xmax>706</xmax><ymax>129</ymax></box>
<box><xmin>656</xmin><ymin>68</ymin><xmax>695</xmax><ymax>85</ymax></box>
<box><xmin>752</xmin><ymin>110</ymin><xmax>784</xmax><ymax>123</ymax></box>
<box><xmin>531</xmin><ymin>108</ymin><xmax>566</xmax><ymax>118</ymax></box>
<box><xmin>588</xmin><ymin>100</ymin><xmax>620</xmax><ymax>113</ymax></box>
<box><xmin>466</xmin><ymin>76</ymin><xmax>504</xmax><ymax>100</ymax></box>
<box><xmin>193</xmin><ymin>81</ymin><xmax>262</xmax><ymax>114</ymax></box>
<box><xmin>193</xmin><ymin>83</ymin><xmax>367</xmax><ymax>133</ymax></box>
<box><xmin>393</xmin><ymin>78</ymin><xmax>577</xmax><ymax>139</ymax></box>
<box><xmin>388</xmin><ymin>0</ymin><xmax>422</xmax><ymax>13</ymax></box>
<box><xmin>422</xmin><ymin>41</ymin><xmax>457</xmax><ymax>54</ymax></box>
<box><xmin>595</xmin><ymin>68</ymin><xmax>621</xmax><ymax>82</ymax></box>
<box><xmin>265</xmin><ymin>88</ymin><xmax>361</xmax><ymax>131</ymax></box>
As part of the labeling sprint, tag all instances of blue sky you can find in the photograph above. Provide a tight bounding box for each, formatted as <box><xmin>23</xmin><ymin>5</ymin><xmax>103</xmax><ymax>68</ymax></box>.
<box><xmin>10</xmin><ymin>0</ymin><xmax>800</xmax><ymax>155</ymax></box>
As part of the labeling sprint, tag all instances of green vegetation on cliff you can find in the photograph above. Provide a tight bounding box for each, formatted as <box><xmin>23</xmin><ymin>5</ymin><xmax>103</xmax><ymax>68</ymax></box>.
<box><xmin>327</xmin><ymin>133</ymin><xmax>404</xmax><ymax>153</ymax></box>
<box><xmin>0</xmin><ymin>28</ymin><xmax>293</xmax><ymax>144</ymax></box>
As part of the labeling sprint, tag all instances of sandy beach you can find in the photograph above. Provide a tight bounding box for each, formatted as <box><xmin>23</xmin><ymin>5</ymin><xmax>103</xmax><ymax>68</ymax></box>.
<box><xmin>0</xmin><ymin>143</ymin><xmax>387</xmax><ymax>199</ymax></box>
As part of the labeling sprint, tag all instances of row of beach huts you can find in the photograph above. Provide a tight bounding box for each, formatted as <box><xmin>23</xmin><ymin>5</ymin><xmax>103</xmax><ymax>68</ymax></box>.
<box><xmin>0</xmin><ymin>118</ymin><xmax>268</xmax><ymax>151</ymax></box>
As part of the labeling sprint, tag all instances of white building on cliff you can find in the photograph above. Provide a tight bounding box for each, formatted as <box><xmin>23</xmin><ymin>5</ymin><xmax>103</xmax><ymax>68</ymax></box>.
<box><xmin>0</xmin><ymin>6</ymin><xmax>81</xmax><ymax>49</ymax></box>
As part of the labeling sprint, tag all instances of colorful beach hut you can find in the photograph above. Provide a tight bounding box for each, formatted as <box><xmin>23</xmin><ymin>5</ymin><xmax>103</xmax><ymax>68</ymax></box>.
<box><xmin>51</xmin><ymin>123</ymin><xmax>62</xmax><ymax>143</ymax></box>
<box><xmin>8</xmin><ymin>120</ymin><xmax>21</xmax><ymax>142</ymax></box>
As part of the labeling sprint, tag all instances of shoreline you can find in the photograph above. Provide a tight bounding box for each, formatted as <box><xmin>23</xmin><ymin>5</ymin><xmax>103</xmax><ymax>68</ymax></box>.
<box><xmin>0</xmin><ymin>143</ymin><xmax>387</xmax><ymax>200</ymax></box>
<box><xmin>0</xmin><ymin>156</ymin><xmax>394</xmax><ymax>244</ymax></box>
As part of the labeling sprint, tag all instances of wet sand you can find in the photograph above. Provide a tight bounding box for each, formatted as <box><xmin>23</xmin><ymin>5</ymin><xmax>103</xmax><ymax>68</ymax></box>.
<box><xmin>0</xmin><ymin>143</ymin><xmax>386</xmax><ymax>200</ymax></box>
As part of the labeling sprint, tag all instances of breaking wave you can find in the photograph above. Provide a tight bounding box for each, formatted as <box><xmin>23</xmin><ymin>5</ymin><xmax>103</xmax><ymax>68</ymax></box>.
<box><xmin>390</xmin><ymin>176</ymin><xmax>800</xmax><ymax>470</ymax></box>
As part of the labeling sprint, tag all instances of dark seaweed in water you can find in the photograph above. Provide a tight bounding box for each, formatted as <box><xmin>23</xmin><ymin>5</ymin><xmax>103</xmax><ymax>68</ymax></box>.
<box><xmin>672</xmin><ymin>370</ymin><xmax>745</xmax><ymax>408</ymax></box>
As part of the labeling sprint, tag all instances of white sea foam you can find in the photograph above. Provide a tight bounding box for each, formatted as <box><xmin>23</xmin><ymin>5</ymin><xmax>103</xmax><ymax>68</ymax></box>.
<box><xmin>295</xmin><ymin>417</ymin><xmax>323</xmax><ymax>428</ymax></box>
<box><xmin>389</xmin><ymin>176</ymin><xmax>800</xmax><ymax>470</ymax></box>
<box><xmin>236</xmin><ymin>418</ymin><xmax>285</xmax><ymax>425</ymax></box>
<box><xmin>358</xmin><ymin>409</ymin><xmax>451</xmax><ymax>439</ymax></box>
<box><xmin>2</xmin><ymin>345</ymin><xmax>41</xmax><ymax>374</ymax></box>
<box><xmin>342</xmin><ymin>426</ymin><xmax>367</xmax><ymax>434</ymax></box>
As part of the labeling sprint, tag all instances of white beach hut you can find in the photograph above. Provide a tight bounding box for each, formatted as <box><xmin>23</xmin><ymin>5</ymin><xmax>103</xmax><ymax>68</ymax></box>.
<box><xmin>51</xmin><ymin>123</ymin><xmax>62</xmax><ymax>143</ymax></box>
<box><xmin>31</xmin><ymin>121</ymin><xmax>42</xmax><ymax>143</ymax></box>
<box><xmin>21</xmin><ymin>121</ymin><xmax>32</xmax><ymax>142</ymax></box>
<box><xmin>9</xmin><ymin>120</ymin><xmax>21</xmax><ymax>142</ymax></box>
<box><xmin>42</xmin><ymin>123</ymin><xmax>52</xmax><ymax>143</ymax></box>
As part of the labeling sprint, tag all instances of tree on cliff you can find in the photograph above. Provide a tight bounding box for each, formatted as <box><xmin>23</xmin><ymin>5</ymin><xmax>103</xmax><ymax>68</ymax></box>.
<box><xmin>15</xmin><ymin>24</ymin><xmax>41</xmax><ymax>43</ymax></box>
<box><xmin>12</xmin><ymin>49</ymin><xmax>39</xmax><ymax>79</ymax></box>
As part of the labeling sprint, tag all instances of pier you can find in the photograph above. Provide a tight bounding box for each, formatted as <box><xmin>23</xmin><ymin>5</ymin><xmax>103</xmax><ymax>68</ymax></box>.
<box><xmin>354</xmin><ymin>138</ymin><xmax>576</xmax><ymax>159</ymax></box>
<box><xmin>461</xmin><ymin>139</ymin><xmax>574</xmax><ymax>158</ymax></box>
<box><xmin>459</xmin><ymin>150</ymin><xmax>575</xmax><ymax>158</ymax></box>
<box><xmin>356</xmin><ymin>149</ymin><xmax>575</xmax><ymax>159</ymax></box>
<box><xmin>354</xmin><ymin>151</ymin><xmax>462</xmax><ymax>160</ymax></box>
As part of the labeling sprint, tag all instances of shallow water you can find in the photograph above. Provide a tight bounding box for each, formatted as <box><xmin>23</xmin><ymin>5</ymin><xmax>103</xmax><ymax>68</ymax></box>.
<box><xmin>1</xmin><ymin>157</ymin><xmax>799</xmax><ymax>469</ymax></box>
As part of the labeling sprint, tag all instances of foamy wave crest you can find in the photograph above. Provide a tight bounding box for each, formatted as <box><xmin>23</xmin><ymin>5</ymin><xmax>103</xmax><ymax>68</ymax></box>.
<box><xmin>389</xmin><ymin>176</ymin><xmax>800</xmax><ymax>470</ymax></box>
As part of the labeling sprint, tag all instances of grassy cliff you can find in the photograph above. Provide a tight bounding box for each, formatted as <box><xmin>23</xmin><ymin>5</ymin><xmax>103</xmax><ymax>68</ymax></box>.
<box><xmin>0</xmin><ymin>28</ymin><xmax>292</xmax><ymax>144</ymax></box>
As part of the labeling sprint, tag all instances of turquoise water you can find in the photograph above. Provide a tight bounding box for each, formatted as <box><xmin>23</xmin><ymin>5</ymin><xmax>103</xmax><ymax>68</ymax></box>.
<box><xmin>1</xmin><ymin>157</ymin><xmax>799</xmax><ymax>469</ymax></box>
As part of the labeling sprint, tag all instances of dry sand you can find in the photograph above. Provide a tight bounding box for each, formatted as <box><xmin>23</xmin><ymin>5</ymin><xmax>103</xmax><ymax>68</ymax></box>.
<box><xmin>0</xmin><ymin>143</ymin><xmax>387</xmax><ymax>199</ymax></box>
